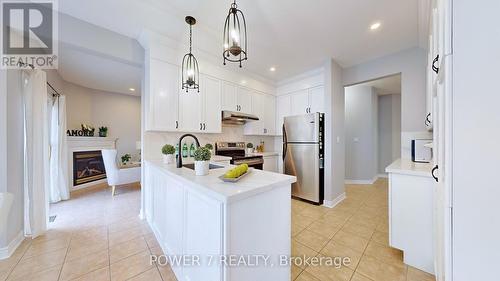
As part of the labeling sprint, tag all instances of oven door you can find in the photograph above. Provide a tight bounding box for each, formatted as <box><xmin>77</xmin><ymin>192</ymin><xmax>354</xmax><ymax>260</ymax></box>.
<box><xmin>231</xmin><ymin>157</ymin><xmax>264</xmax><ymax>170</ymax></box>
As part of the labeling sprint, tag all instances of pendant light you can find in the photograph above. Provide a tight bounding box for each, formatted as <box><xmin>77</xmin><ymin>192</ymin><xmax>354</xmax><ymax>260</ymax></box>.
<box><xmin>223</xmin><ymin>0</ymin><xmax>247</xmax><ymax>67</ymax></box>
<box><xmin>182</xmin><ymin>16</ymin><xmax>200</xmax><ymax>93</ymax></box>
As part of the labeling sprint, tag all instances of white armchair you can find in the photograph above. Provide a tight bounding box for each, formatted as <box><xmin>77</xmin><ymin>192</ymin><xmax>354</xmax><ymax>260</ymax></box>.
<box><xmin>101</xmin><ymin>149</ymin><xmax>141</xmax><ymax>196</ymax></box>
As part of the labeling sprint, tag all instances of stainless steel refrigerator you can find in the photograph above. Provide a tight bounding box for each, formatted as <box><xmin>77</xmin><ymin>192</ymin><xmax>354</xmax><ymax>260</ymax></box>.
<box><xmin>283</xmin><ymin>113</ymin><xmax>324</xmax><ymax>204</ymax></box>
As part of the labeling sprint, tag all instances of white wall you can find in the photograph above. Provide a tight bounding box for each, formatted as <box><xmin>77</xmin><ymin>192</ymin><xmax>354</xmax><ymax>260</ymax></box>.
<box><xmin>2</xmin><ymin>70</ymin><xmax>25</xmax><ymax>248</ymax></box>
<box><xmin>0</xmin><ymin>70</ymin><xmax>7</xmax><ymax>248</ymax></box>
<box><xmin>452</xmin><ymin>1</ymin><xmax>500</xmax><ymax>280</ymax></box>
<box><xmin>344</xmin><ymin>85</ymin><xmax>378</xmax><ymax>182</ymax></box>
<box><xmin>46</xmin><ymin>70</ymin><xmax>142</xmax><ymax>159</ymax></box>
<box><xmin>324</xmin><ymin>59</ymin><xmax>345</xmax><ymax>206</ymax></box>
<box><xmin>342</xmin><ymin>48</ymin><xmax>427</xmax><ymax>159</ymax></box>
<box><xmin>144</xmin><ymin>126</ymin><xmax>276</xmax><ymax>161</ymax></box>
<box><xmin>378</xmin><ymin>94</ymin><xmax>401</xmax><ymax>174</ymax></box>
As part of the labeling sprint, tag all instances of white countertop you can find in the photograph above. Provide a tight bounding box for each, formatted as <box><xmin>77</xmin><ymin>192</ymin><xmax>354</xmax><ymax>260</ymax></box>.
<box><xmin>386</xmin><ymin>158</ymin><xmax>433</xmax><ymax>177</ymax></box>
<box><xmin>146</xmin><ymin>159</ymin><xmax>296</xmax><ymax>203</ymax></box>
<box><xmin>246</xmin><ymin>152</ymin><xmax>280</xmax><ymax>157</ymax></box>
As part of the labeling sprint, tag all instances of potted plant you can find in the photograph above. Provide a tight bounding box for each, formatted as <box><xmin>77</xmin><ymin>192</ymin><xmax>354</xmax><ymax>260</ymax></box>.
<box><xmin>121</xmin><ymin>154</ymin><xmax>131</xmax><ymax>165</ymax></box>
<box><xmin>193</xmin><ymin>147</ymin><xmax>211</xmax><ymax>176</ymax></box>
<box><xmin>205</xmin><ymin>143</ymin><xmax>214</xmax><ymax>155</ymax></box>
<box><xmin>98</xmin><ymin>126</ymin><xmax>108</xmax><ymax>137</ymax></box>
<box><xmin>162</xmin><ymin>144</ymin><xmax>176</xmax><ymax>164</ymax></box>
<box><xmin>246</xmin><ymin>143</ymin><xmax>254</xmax><ymax>154</ymax></box>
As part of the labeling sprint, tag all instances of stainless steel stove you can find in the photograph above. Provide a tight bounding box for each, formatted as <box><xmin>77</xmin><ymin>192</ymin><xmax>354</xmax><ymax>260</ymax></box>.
<box><xmin>215</xmin><ymin>142</ymin><xmax>264</xmax><ymax>170</ymax></box>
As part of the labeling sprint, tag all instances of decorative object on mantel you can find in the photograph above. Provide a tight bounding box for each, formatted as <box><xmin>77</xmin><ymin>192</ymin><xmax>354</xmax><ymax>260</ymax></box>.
<box><xmin>193</xmin><ymin>147</ymin><xmax>211</xmax><ymax>176</ymax></box>
<box><xmin>98</xmin><ymin>126</ymin><xmax>108</xmax><ymax>137</ymax></box>
<box><xmin>121</xmin><ymin>154</ymin><xmax>131</xmax><ymax>165</ymax></box>
<box><xmin>181</xmin><ymin>16</ymin><xmax>200</xmax><ymax>93</ymax></box>
<box><xmin>66</xmin><ymin>124</ymin><xmax>96</xmax><ymax>137</ymax></box>
<box><xmin>223</xmin><ymin>0</ymin><xmax>248</xmax><ymax>67</ymax></box>
<box><xmin>205</xmin><ymin>143</ymin><xmax>214</xmax><ymax>155</ymax></box>
<box><xmin>162</xmin><ymin>144</ymin><xmax>175</xmax><ymax>164</ymax></box>
<box><xmin>246</xmin><ymin>142</ymin><xmax>254</xmax><ymax>154</ymax></box>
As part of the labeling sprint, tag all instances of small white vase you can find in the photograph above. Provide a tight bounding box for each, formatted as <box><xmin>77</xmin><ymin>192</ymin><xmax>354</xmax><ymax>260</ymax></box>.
<box><xmin>194</xmin><ymin>161</ymin><xmax>209</xmax><ymax>176</ymax></box>
<box><xmin>163</xmin><ymin>154</ymin><xmax>174</xmax><ymax>164</ymax></box>
<box><xmin>246</xmin><ymin>148</ymin><xmax>254</xmax><ymax>154</ymax></box>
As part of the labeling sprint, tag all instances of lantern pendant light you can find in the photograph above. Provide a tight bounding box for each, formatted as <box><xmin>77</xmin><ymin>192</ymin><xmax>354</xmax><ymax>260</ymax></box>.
<box><xmin>223</xmin><ymin>0</ymin><xmax>247</xmax><ymax>67</ymax></box>
<box><xmin>182</xmin><ymin>16</ymin><xmax>200</xmax><ymax>93</ymax></box>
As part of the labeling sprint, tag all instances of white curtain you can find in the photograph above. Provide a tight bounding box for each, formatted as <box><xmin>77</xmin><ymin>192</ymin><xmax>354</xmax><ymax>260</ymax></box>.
<box><xmin>49</xmin><ymin>95</ymin><xmax>69</xmax><ymax>203</ymax></box>
<box><xmin>22</xmin><ymin>70</ymin><xmax>49</xmax><ymax>238</ymax></box>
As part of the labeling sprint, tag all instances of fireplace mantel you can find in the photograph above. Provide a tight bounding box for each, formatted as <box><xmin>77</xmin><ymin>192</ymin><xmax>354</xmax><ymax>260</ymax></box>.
<box><xmin>67</xmin><ymin>137</ymin><xmax>118</xmax><ymax>191</ymax></box>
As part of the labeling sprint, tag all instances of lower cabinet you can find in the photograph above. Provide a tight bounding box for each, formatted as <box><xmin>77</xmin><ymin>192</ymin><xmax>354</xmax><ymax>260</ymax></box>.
<box><xmin>263</xmin><ymin>156</ymin><xmax>278</xmax><ymax>173</ymax></box>
<box><xmin>145</xmin><ymin>163</ymin><xmax>223</xmax><ymax>281</ymax></box>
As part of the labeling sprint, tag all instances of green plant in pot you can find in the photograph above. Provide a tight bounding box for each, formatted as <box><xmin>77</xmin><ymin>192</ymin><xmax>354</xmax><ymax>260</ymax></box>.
<box><xmin>162</xmin><ymin>144</ymin><xmax>176</xmax><ymax>164</ymax></box>
<box><xmin>246</xmin><ymin>142</ymin><xmax>254</xmax><ymax>154</ymax></box>
<box><xmin>193</xmin><ymin>147</ymin><xmax>212</xmax><ymax>176</ymax></box>
<box><xmin>121</xmin><ymin>154</ymin><xmax>131</xmax><ymax>165</ymax></box>
<box><xmin>205</xmin><ymin>143</ymin><xmax>214</xmax><ymax>155</ymax></box>
<box><xmin>98</xmin><ymin>126</ymin><xmax>108</xmax><ymax>137</ymax></box>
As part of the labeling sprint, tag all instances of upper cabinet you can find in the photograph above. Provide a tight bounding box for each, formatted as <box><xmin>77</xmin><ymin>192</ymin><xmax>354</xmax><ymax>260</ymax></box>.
<box><xmin>275</xmin><ymin>86</ymin><xmax>324</xmax><ymax>136</ymax></box>
<box><xmin>179</xmin><ymin>74</ymin><xmax>222</xmax><ymax>134</ymax></box>
<box><xmin>221</xmin><ymin>82</ymin><xmax>253</xmax><ymax>114</ymax></box>
<box><xmin>146</xmin><ymin>59</ymin><xmax>180</xmax><ymax>132</ymax></box>
<box><xmin>244</xmin><ymin>92</ymin><xmax>276</xmax><ymax>136</ymax></box>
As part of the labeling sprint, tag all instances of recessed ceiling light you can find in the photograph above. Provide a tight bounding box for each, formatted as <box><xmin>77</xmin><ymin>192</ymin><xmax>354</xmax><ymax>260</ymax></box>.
<box><xmin>129</xmin><ymin>88</ymin><xmax>135</xmax><ymax>92</ymax></box>
<box><xmin>370</xmin><ymin>22</ymin><xmax>381</xmax><ymax>30</ymax></box>
<box><xmin>269</xmin><ymin>67</ymin><xmax>276</xmax><ymax>72</ymax></box>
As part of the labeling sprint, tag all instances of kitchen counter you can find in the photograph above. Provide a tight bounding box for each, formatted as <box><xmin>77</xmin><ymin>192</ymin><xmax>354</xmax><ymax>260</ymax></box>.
<box><xmin>146</xmin><ymin>159</ymin><xmax>295</xmax><ymax>203</ymax></box>
<box><xmin>386</xmin><ymin>158</ymin><xmax>433</xmax><ymax>177</ymax></box>
<box><xmin>144</xmin><ymin>159</ymin><xmax>296</xmax><ymax>280</ymax></box>
<box><xmin>246</xmin><ymin>151</ymin><xmax>280</xmax><ymax>157</ymax></box>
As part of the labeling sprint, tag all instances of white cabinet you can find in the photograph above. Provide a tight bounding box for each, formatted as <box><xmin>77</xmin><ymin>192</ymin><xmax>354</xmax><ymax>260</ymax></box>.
<box><xmin>184</xmin><ymin>192</ymin><xmax>222</xmax><ymax>280</ymax></box>
<box><xmin>263</xmin><ymin>156</ymin><xmax>278</xmax><ymax>172</ymax></box>
<box><xmin>221</xmin><ymin>82</ymin><xmax>237</xmax><ymax>112</ymax></box>
<box><xmin>237</xmin><ymin>87</ymin><xmax>253</xmax><ymax>114</ymax></box>
<box><xmin>276</xmin><ymin>94</ymin><xmax>291</xmax><ymax>136</ymax></box>
<box><xmin>201</xmin><ymin>76</ymin><xmax>222</xmax><ymax>133</ymax></box>
<box><xmin>263</xmin><ymin>94</ymin><xmax>276</xmax><ymax>135</ymax></box>
<box><xmin>244</xmin><ymin>92</ymin><xmax>276</xmax><ymax>136</ymax></box>
<box><xmin>146</xmin><ymin>59</ymin><xmax>180</xmax><ymax>132</ymax></box>
<box><xmin>275</xmin><ymin>86</ymin><xmax>324</xmax><ymax>136</ymax></box>
<box><xmin>179</xmin><ymin>75</ymin><xmax>222</xmax><ymax>133</ymax></box>
<box><xmin>290</xmin><ymin>90</ymin><xmax>309</xmax><ymax>115</ymax></box>
<box><xmin>309</xmin><ymin>86</ymin><xmax>325</xmax><ymax>113</ymax></box>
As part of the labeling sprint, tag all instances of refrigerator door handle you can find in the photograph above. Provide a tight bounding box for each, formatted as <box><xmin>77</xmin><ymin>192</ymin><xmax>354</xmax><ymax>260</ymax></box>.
<box><xmin>282</xmin><ymin>124</ymin><xmax>287</xmax><ymax>161</ymax></box>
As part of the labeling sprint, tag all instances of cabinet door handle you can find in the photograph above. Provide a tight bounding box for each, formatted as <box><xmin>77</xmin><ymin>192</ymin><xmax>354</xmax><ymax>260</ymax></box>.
<box><xmin>425</xmin><ymin>113</ymin><xmax>431</xmax><ymax>126</ymax></box>
<box><xmin>200</xmin><ymin>123</ymin><xmax>203</xmax><ymax>130</ymax></box>
<box><xmin>432</xmin><ymin>55</ymin><xmax>439</xmax><ymax>74</ymax></box>
<box><xmin>203</xmin><ymin>123</ymin><xmax>206</xmax><ymax>130</ymax></box>
<box><xmin>175</xmin><ymin>121</ymin><xmax>178</xmax><ymax>129</ymax></box>
<box><xmin>432</xmin><ymin>165</ymin><xmax>439</xmax><ymax>182</ymax></box>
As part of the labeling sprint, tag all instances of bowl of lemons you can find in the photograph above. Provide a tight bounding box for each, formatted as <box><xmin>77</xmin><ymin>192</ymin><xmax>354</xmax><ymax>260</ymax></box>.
<box><xmin>219</xmin><ymin>164</ymin><xmax>252</xmax><ymax>182</ymax></box>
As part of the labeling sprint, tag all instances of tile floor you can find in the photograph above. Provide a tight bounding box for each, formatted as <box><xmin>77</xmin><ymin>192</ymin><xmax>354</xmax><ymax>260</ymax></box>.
<box><xmin>291</xmin><ymin>179</ymin><xmax>436</xmax><ymax>281</ymax></box>
<box><xmin>0</xmin><ymin>183</ymin><xmax>176</xmax><ymax>281</ymax></box>
<box><xmin>0</xmin><ymin>179</ymin><xmax>435</xmax><ymax>281</ymax></box>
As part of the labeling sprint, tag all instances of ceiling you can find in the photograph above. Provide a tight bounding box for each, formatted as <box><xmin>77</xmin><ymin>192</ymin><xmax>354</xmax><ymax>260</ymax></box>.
<box><xmin>355</xmin><ymin>74</ymin><xmax>401</xmax><ymax>96</ymax></box>
<box><xmin>58</xmin><ymin>45</ymin><xmax>142</xmax><ymax>95</ymax></box>
<box><xmin>57</xmin><ymin>0</ymin><xmax>422</xmax><ymax>82</ymax></box>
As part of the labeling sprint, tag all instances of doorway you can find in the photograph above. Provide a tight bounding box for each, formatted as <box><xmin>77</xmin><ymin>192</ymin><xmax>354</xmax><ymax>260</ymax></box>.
<box><xmin>344</xmin><ymin>74</ymin><xmax>402</xmax><ymax>184</ymax></box>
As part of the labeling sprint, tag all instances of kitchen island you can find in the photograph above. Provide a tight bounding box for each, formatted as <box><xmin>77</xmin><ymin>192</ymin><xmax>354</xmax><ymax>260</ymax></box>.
<box><xmin>144</xmin><ymin>159</ymin><xmax>296</xmax><ymax>281</ymax></box>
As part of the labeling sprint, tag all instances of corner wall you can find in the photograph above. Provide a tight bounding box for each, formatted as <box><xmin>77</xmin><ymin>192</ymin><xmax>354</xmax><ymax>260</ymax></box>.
<box><xmin>342</xmin><ymin>47</ymin><xmax>429</xmax><ymax>159</ymax></box>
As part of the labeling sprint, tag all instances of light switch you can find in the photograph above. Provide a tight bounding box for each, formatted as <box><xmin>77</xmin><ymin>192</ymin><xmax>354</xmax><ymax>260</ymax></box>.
<box><xmin>353</xmin><ymin>137</ymin><xmax>359</xmax><ymax>142</ymax></box>
<box><xmin>336</xmin><ymin>137</ymin><xmax>340</xmax><ymax>143</ymax></box>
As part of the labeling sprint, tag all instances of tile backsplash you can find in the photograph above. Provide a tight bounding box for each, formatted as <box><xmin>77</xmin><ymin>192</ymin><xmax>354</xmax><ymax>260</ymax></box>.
<box><xmin>144</xmin><ymin>125</ymin><xmax>278</xmax><ymax>160</ymax></box>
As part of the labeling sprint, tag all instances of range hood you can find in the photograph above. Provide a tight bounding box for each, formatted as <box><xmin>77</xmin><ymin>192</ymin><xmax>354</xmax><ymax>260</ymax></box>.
<box><xmin>222</xmin><ymin>111</ymin><xmax>259</xmax><ymax>125</ymax></box>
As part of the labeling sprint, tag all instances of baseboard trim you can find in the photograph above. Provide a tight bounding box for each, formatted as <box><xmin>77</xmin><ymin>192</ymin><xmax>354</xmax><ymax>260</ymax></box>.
<box><xmin>323</xmin><ymin>192</ymin><xmax>346</xmax><ymax>208</ymax></box>
<box><xmin>0</xmin><ymin>231</ymin><xmax>24</xmax><ymax>260</ymax></box>
<box><xmin>345</xmin><ymin>175</ymin><xmax>380</xmax><ymax>185</ymax></box>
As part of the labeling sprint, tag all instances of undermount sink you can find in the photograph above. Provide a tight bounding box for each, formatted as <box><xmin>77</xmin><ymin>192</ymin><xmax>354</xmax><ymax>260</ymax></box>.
<box><xmin>182</xmin><ymin>163</ymin><xmax>224</xmax><ymax>170</ymax></box>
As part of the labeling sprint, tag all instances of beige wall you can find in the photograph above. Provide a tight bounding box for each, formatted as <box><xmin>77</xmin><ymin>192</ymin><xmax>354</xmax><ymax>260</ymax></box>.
<box><xmin>45</xmin><ymin>70</ymin><xmax>141</xmax><ymax>159</ymax></box>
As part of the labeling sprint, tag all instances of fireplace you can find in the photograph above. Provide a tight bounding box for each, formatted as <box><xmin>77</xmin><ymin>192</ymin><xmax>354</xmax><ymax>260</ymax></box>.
<box><xmin>73</xmin><ymin>150</ymin><xmax>107</xmax><ymax>186</ymax></box>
